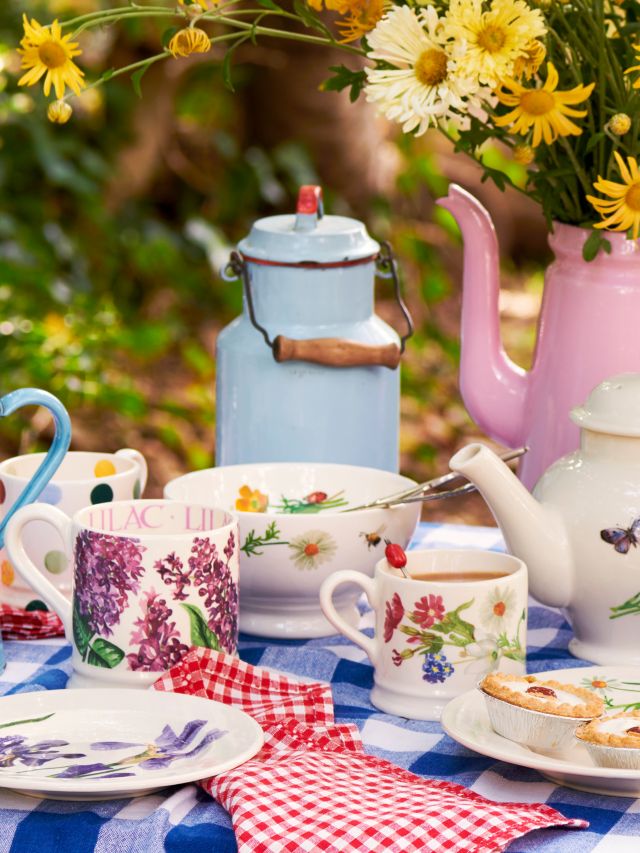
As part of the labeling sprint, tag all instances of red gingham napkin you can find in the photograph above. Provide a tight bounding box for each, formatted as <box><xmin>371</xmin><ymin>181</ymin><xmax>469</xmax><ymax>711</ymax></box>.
<box><xmin>0</xmin><ymin>604</ymin><xmax>64</xmax><ymax>640</ymax></box>
<box><xmin>153</xmin><ymin>649</ymin><xmax>588</xmax><ymax>853</ymax></box>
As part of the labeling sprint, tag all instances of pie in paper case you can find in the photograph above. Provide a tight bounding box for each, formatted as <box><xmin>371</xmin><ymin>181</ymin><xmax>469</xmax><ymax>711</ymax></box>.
<box><xmin>576</xmin><ymin>711</ymin><xmax>640</xmax><ymax>769</ymax></box>
<box><xmin>479</xmin><ymin>673</ymin><xmax>604</xmax><ymax>751</ymax></box>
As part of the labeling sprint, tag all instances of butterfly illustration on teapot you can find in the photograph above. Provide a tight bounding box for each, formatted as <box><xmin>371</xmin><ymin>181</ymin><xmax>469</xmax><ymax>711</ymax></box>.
<box><xmin>601</xmin><ymin>518</ymin><xmax>640</xmax><ymax>555</ymax></box>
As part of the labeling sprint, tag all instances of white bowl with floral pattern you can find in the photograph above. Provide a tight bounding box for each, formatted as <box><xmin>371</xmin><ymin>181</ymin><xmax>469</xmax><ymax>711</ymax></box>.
<box><xmin>164</xmin><ymin>462</ymin><xmax>421</xmax><ymax>638</ymax></box>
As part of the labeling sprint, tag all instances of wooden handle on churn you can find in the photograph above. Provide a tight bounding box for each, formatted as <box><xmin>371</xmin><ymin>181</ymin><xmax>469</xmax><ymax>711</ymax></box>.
<box><xmin>273</xmin><ymin>336</ymin><xmax>401</xmax><ymax>369</ymax></box>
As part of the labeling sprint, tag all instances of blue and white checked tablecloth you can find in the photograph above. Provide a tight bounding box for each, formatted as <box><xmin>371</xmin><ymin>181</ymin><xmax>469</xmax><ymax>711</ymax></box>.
<box><xmin>0</xmin><ymin>522</ymin><xmax>638</xmax><ymax>853</ymax></box>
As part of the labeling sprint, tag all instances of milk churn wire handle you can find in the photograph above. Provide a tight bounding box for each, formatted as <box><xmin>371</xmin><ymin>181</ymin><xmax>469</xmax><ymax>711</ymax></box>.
<box><xmin>376</xmin><ymin>241</ymin><xmax>414</xmax><ymax>354</ymax></box>
<box><xmin>224</xmin><ymin>251</ymin><xmax>275</xmax><ymax>350</ymax></box>
<box><xmin>223</xmin><ymin>248</ymin><xmax>414</xmax><ymax>368</ymax></box>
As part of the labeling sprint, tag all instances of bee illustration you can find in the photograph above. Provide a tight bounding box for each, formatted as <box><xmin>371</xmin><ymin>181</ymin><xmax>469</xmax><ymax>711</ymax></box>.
<box><xmin>360</xmin><ymin>525</ymin><xmax>386</xmax><ymax>550</ymax></box>
<box><xmin>601</xmin><ymin>517</ymin><xmax>640</xmax><ymax>554</ymax></box>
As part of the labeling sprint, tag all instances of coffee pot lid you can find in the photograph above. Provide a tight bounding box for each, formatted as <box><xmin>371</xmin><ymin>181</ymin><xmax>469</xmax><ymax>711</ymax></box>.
<box><xmin>571</xmin><ymin>373</ymin><xmax>640</xmax><ymax>435</ymax></box>
<box><xmin>237</xmin><ymin>185</ymin><xmax>379</xmax><ymax>264</ymax></box>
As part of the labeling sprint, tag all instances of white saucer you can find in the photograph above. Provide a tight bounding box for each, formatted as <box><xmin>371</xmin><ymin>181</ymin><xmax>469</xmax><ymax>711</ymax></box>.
<box><xmin>239</xmin><ymin>601</ymin><xmax>359</xmax><ymax>639</ymax></box>
<box><xmin>441</xmin><ymin>665</ymin><xmax>640</xmax><ymax>797</ymax></box>
<box><xmin>0</xmin><ymin>689</ymin><xmax>263</xmax><ymax>800</ymax></box>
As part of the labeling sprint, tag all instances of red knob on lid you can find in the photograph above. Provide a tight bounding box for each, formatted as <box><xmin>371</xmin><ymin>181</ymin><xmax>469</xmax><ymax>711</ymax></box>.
<box><xmin>296</xmin><ymin>185</ymin><xmax>324</xmax><ymax>217</ymax></box>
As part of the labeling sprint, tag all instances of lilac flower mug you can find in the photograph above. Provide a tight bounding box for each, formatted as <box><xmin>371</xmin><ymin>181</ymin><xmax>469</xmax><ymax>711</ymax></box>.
<box><xmin>5</xmin><ymin>500</ymin><xmax>239</xmax><ymax>689</ymax></box>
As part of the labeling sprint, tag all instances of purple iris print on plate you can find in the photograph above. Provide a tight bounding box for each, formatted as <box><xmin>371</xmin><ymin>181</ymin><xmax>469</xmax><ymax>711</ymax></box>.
<box><xmin>0</xmin><ymin>735</ymin><xmax>83</xmax><ymax>768</ymax></box>
<box><xmin>53</xmin><ymin>719</ymin><xmax>228</xmax><ymax>779</ymax></box>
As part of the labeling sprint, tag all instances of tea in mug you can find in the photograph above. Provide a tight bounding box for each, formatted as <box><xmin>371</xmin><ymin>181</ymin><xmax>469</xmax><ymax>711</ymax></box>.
<box><xmin>409</xmin><ymin>570</ymin><xmax>509</xmax><ymax>582</ymax></box>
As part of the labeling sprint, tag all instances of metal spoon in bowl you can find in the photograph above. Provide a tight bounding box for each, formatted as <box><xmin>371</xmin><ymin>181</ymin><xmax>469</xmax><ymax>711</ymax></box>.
<box><xmin>341</xmin><ymin>447</ymin><xmax>528</xmax><ymax>513</ymax></box>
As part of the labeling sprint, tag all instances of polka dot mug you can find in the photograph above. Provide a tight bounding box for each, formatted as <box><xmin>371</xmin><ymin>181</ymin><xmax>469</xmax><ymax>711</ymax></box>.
<box><xmin>0</xmin><ymin>449</ymin><xmax>147</xmax><ymax>609</ymax></box>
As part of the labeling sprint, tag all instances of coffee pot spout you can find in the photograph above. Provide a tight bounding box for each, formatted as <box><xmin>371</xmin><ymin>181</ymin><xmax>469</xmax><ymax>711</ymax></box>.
<box><xmin>449</xmin><ymin>443</ymin><xmax>573</xmax><ymax>608</ymax></box>
<box><xmin>437</xmin><ymin>185</ymin><xmax>529</xmax><ymax>448</ymax></box>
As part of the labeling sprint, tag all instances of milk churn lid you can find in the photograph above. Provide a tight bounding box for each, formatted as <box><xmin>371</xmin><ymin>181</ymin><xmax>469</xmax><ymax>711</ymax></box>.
<box><xmin>570</xmin><ymin>373</ymin><xmax>640</xmax><ymax>436</ymax></box>
<box><xmin>237</xmin><ymin>185</ymin><xmax>380</xmax><ymax>265</ymax></box>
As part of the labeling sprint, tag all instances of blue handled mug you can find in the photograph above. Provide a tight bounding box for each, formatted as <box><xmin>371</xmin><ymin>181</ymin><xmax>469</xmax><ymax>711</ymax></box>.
<box><xmin>0</xmin><ymin>388</ymin><xmax>71</xmax><ymax>673</ymax></box>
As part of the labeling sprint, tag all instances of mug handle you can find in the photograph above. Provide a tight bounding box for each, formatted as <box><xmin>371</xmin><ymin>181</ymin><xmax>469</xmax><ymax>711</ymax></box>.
<box><xmin>319</xmin><ymin>570</ymin><xmax>379</xmax><ymax>665</ymax></box>
<box><xmin>115</xmin><ymin>448</ymin><xmax>148</xmax><ymax>495</ymax></box>
<box><xmin>5</xmin><ymin>504</ymin><xmax>73</xmax><ymax>638</ymax></box>
<box><xmin>0</xmin><ymin>388</ymin><xmax>71</xmax><ymax>548</ymax></box>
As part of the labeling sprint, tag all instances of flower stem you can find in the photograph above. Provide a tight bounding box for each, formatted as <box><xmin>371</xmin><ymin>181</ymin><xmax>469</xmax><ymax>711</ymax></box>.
<box><xmin>62</xmin><ymin>5</ymin><xmax>176</xmax><ymax>29</ymax></box>
<box><xmin>72</xmin><ymin>10</ymin><xmax>179</xmax><ymax>37</ymax></box>
<box><xmin>213</xmin><ymin>15</ymin><xmax>366</xmax><ymax>56</ymax></box>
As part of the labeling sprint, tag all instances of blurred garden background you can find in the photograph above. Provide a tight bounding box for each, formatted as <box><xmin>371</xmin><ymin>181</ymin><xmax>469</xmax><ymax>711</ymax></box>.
<box><xmin>0</xmin><ymin>0</ymin><xmax>552</xmax><ymax>524</ymax></box>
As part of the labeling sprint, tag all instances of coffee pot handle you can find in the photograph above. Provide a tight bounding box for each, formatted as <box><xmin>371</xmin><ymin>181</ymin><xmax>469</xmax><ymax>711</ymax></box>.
<box><xmin>5</xmin><ymin>504</ymin><xmax>73</xmax><ymax>638</ymax></box>
<box><xmin>319</xmin><ymin>570</ymin><xmax>379</xmax><ymax>665</ymax></box>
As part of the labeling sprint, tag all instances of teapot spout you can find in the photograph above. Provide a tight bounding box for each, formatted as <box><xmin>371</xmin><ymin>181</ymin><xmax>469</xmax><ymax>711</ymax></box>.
<box><xmin>449</xmin><ymin>443</ymin><xmax>573</xmax><ymax>608</ymax></box>
<box><xmin>437</xmin><ymin>185</ymin><xmax>528</xmax><ymax>448</ymax></box>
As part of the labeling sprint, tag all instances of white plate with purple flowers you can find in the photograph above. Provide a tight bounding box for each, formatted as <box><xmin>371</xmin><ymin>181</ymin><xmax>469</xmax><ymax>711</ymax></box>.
<box><xmin>0</xmin><ymin>688</ymin><xmax>263</xmax><ymax>800</ymax></box>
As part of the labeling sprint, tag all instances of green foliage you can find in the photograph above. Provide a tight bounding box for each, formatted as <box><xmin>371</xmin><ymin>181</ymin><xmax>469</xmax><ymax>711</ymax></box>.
<box><xmin>322</xmin><ymin>65</ymin><xmax>367</xmax><ymax>102</ymax></box>
<box><xmin>582</xmin><ymin>230</ymin><xmax>612</xmax><ymax>261</ymax></box>
<box><xmin>182</xmin><ymin>603</ymin><xmax>221</xmax><ymax>650</ymax></box>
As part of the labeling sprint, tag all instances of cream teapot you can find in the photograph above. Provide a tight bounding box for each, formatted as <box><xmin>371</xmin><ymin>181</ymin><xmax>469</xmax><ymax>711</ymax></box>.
<box><xmin>449</xmin><ymin>373</ymin><xmax>640</xmax><ymax>666</ymax></box>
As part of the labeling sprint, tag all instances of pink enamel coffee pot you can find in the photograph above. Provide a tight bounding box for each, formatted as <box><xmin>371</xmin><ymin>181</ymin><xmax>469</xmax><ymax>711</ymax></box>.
<box><xmin>438</xmin><ymin>184</ymin><xmax>640</xmax><ymax>489</ymax></box>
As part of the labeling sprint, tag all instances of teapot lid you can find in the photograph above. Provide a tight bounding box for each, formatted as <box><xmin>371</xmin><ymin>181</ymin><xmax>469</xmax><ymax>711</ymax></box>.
<box><xmin>570</xmin><ymin>373</ymin><xmax>640</xmax><ymax>435</ymax></box>
<box><xmin>237</xmin><ymin>185</ymin><xmax>379</xmax><ymax>265</ymax></box>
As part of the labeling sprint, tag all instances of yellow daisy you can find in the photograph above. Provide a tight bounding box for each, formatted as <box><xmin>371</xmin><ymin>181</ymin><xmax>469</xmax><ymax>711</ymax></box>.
<box><xmin>587</xmin><ymin>152</ymin><xmax>640</xmax><ymax>240</ymax></box>
<box><xmin>18</xmin><ymin>16</ymin><xmax>84</xmax><ymax>99</ymax></box>
<box><xmin>625</xmin><ymin>44</ymin><xmax>640</xmax><ymax>90</ymax></box>
<box><xmin>512</xmin><ymin>39</ymin><xmax>545</xmax><ymax>79</ymax></box>
<box><xmin>495</xmin><ymin>62</ymin><xmax>594</xmax><ymax>146</ymax></box>
<box><xmin>168</xmin><ymin>27</ymin><xmax>211</xmax><ymax>57</ymax></box>
<box><xmin>444</xmin><ymin>0</ymin><xmax>546</xmax><ymax>86</ymax></box>
<box><xmin>336</xmin><ymin>0</ymin><xmax>387</xmax><ymax>43</ymax></box>
<box><xmin>307</xmin><ymin>0</ymin><xmax>385</xmax><ymax>42</ymax></box>
<box><xmin>178</xmin><ymin>0</ymin><xmax>211</xmax><ymax>10</ymax></box>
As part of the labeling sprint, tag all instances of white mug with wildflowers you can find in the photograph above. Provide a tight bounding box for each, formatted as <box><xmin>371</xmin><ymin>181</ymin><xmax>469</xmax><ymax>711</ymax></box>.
<box><xmin>320</xmin><ymin>548</ymin><xmax>527</xmax><ymax>721</ymax></box>
<box><xmin>13</xmin><ymin>0</ymin><xmax>640</xmax><ymax>242</ymax></box>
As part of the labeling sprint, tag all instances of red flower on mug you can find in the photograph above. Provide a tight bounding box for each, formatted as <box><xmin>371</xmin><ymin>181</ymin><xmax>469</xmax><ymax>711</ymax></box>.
<box><xmin>383</xmin><ymin>592</ymin><xmax>404</xmax><ymax>642</ymax></box>
<box><xmin>413</xmin><ymin>594</ymin><xmax>445</xmax><ymax>629</ymax></box>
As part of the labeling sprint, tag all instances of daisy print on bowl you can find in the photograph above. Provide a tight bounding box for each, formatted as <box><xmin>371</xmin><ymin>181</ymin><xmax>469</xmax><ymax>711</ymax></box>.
<box><xmin>288</xmin><ymin>530</ymin><xmax>337</xmax><ymax>571</ymax></box>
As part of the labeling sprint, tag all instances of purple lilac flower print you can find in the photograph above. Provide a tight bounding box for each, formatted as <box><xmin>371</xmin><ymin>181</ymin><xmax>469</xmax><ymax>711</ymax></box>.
<box><xmin>126</xmin><ymin>588</ymin><xmax>190</xmax><ymax>672</ymax></box>
<box><xmin>156</xmin><ymin>552</ymin><xmax>191</xmax><ymax>601</ymax></box>
<box><xmin>190</xmin><ymin>538</ymin><xmax>239</xmax><ymax>654</ymax></box>
<box><xmin>224</xmin><ymin>531</ymin><xmax>235</xmax><ymax>561</ymax></box>
<box><xmin>0</xmin><ymin>735</ymin><xmax>84</xmax><ymax>768</ymax></box>
<box><xmin>158</xmin><ymin>536</ymin><xmax>238</xmax><ymax>654</ymax></box>
<box><xmin>74</xmin><ymin>530</ymin><xmax>146</xmax><ymax>638</ymax></box>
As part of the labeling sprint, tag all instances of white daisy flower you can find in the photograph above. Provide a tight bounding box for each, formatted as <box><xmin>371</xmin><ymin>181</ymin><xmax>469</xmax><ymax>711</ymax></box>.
<box><xmin>288</xmin><ymin>530</ymin><xmax>337</xmax><ymax>571</ymax></box>
<box><xmin>480</xmin><ymin>586</ymin><xmax>517</xmax><ymax>632</ymax></box>
<box><xmin>364</xmin><ymin>5</ymin><xmax>482</xmax><ymax>136</ymax></box>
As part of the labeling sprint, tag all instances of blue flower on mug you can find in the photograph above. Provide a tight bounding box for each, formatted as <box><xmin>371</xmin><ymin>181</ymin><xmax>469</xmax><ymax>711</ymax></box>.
<box><xmin>422</xmin><ymin>652</ymin><xmax>455</xmax><ymax>684</ymax></box>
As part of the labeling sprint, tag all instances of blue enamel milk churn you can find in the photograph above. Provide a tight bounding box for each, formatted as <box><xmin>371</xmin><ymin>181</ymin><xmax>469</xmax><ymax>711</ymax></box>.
<box><xmin>216</xmin><ymin>186</ymin><xmax>413</xmax><ymax>472</ymax></box>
